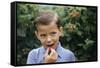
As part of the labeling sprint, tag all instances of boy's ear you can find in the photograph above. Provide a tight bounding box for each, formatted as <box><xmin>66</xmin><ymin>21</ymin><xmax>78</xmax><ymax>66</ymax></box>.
<box><xmin>35</xmin><ymin>31</ymin><xmax>39</xmax><ymax>39</ymax></box>
<box><xmin>59</xmin><ymin>27</ymin><xmax>63</xmax><ymax>36</ymax></box>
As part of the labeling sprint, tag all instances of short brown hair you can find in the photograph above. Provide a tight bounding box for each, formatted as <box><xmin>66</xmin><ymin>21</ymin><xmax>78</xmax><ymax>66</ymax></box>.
<box><xmin>34</xmin><ymin>12</ymin><xmax>61</xmax><ymax>31</ymax></box>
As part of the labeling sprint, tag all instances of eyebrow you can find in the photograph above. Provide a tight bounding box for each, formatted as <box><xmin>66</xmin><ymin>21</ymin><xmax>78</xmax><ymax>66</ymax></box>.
<box><xmin>39</xmin><ymin>31</ymin><xmax>57</xmax><ymax>36</ymax></box>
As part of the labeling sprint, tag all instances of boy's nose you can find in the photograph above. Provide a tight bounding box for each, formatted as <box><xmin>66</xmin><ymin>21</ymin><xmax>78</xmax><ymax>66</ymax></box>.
<box><xmin>46</xmin><ymin>37</ymin><xmax>52</xmax><ymax>43</ymax></box>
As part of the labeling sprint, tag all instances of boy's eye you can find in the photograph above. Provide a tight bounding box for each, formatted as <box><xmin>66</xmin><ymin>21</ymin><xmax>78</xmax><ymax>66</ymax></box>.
<box><xmin>51</xmin><ymin>32</ymin><xmax>56</xmax><ymax>34</ymax></box>
<box><xmin>51</xmin><ymin>32</ymin><xmax>57</xmax><ymax>36</ymax></box>
<box><xmin>40</xmin><ymin>34</ymin><xmax>46</xmax><ymax>37</ymax></box>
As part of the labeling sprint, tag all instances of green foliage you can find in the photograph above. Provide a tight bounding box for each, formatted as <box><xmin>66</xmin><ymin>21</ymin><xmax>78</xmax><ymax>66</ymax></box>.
<box><xmin>16</xmin><ymin>3</ymin><xmax>97</xmax><ymax>64</ymax></box>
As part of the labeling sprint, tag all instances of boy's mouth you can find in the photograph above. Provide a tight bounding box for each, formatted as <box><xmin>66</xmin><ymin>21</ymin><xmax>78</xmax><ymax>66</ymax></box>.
<box><xmin>46</xmin><ymin>43</ymin><xmax>55</xmax><ymax>47</ymax></box>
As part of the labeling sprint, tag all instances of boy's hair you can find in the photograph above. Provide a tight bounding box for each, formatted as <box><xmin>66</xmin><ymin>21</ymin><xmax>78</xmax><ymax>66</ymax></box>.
<box><xmin>34</xmin><ymin>12</ymin><xmax>61</xmax><ymax>31</ymax></box>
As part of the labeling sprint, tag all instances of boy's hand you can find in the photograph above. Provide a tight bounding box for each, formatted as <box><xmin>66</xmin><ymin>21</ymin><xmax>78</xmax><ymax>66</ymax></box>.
<box><xmin>44</xmin><ymin>48</ymin><xmax>58</xmax><ymax>63</ymax></box>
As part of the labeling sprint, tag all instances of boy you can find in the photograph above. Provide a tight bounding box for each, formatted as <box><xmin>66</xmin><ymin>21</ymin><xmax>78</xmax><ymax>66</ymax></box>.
<box><xmin>27</xmin><ymin>12</ymin><xmax>75</xmax><ymax>64</ymax></box>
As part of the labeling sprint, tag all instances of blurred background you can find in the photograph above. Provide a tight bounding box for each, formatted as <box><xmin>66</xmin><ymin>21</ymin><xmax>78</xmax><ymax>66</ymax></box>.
<box><xmin>16</xmin><ymin>3</ymin><xmax>97</xmax><ymax>65</ymax></box>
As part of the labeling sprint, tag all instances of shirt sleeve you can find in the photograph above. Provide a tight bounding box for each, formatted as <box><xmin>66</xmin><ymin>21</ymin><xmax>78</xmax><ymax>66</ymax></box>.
<box><xmin>26</xmin><ymin>49</ymin><xmax>37</xmax><ymax>64</ymax></box>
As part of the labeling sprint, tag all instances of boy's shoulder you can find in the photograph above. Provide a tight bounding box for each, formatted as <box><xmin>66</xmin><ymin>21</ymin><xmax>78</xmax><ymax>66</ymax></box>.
<box><xmin>60</xmin><ymin>47</ymin><xmax>75</xmax><ymax>61</ymax></box>
<box><xmin>61</xmin><ymin>47</ymin><xmax>74</xmax><ymax>56</ymax></box>
<box><xmin>28</xmin><ymin>47</ymin><xmax>42</xmax><ymax>55</ymax></box>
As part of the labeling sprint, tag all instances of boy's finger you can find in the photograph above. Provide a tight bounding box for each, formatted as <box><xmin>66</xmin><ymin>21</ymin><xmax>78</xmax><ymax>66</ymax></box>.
<box><xmin>49</xmin><ymin>48</ymin><xmax>57</xmax><ymax>56</ymax></box>
<box><xmin>48</xmin><ymin>48</ymin><xmax>51</xmax><ymax>55</ymax></box>
<box><xmin>45</xmin><ymin>48</ymin><xmax>49</xmax><ymax>56</ymax></box>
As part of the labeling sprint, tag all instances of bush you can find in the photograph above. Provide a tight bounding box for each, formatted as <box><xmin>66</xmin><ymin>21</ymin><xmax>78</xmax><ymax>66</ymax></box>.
<box><xmin>16</xmin><ymin>3</ymin><xmax>97</xmax><ymax>64</ymax></box>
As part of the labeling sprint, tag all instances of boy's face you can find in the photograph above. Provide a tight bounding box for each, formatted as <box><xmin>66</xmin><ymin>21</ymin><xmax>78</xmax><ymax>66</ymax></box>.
<box><xmin>35</xmin><ymin>22</ymin><xmax>62</xmax><ymax>49</ymax></box>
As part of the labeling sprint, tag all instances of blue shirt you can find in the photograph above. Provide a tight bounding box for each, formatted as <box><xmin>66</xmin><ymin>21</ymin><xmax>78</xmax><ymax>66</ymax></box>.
<box><xmin>27</xmin><ymin>42</ymin><xmax>75</xmax><ymax>64</ymax></box>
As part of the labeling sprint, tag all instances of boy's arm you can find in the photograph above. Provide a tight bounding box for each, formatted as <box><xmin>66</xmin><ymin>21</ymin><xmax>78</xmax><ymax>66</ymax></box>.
<box><xmin>26</xmin><ymin>49</ymin><xmax>37</xmax><ymax>64</ymax></box>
